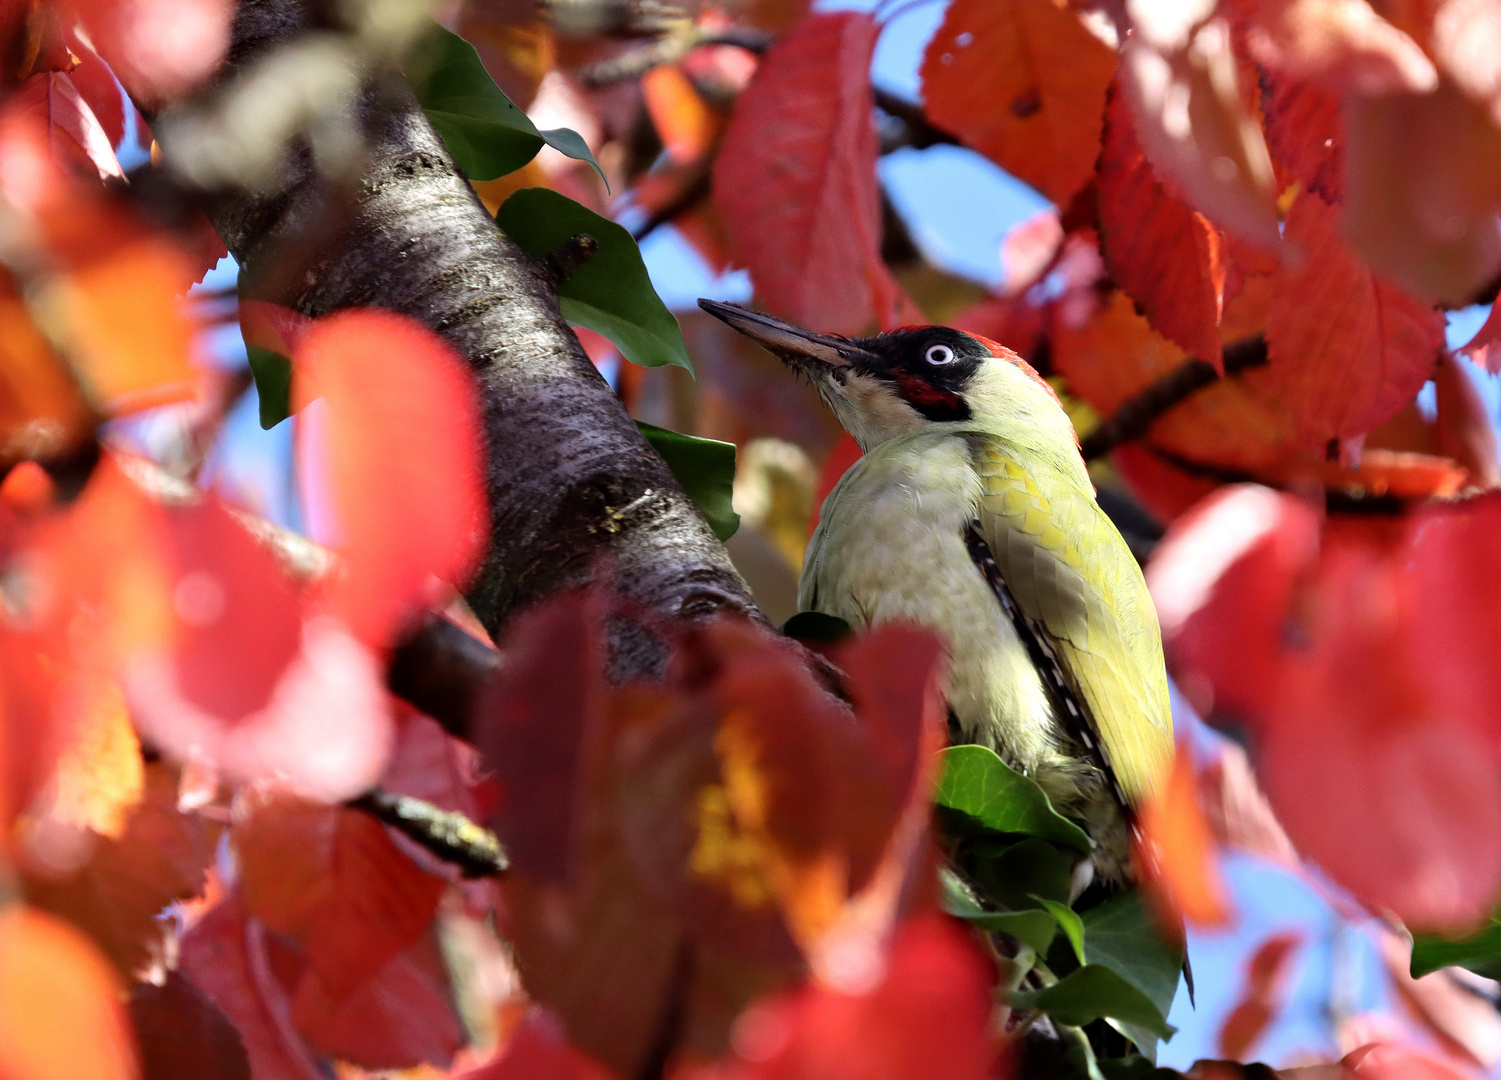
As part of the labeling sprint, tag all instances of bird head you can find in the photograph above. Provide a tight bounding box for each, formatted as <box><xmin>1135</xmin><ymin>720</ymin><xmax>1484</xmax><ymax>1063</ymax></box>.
<box><xmin>699</xmin><ymin>299</ymin><xmax>1075</xmax><ymax>453</ymax></box>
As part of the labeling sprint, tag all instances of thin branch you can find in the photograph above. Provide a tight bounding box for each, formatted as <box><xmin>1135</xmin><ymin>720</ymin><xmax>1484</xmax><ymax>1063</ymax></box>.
<box><xmin>577</xmin><ymin>25</ymin><xmax>772</xmax><ymax>86</ymax></box>
<box><xmin>1079</xmin><ymin>337</ymin><xmax>1268</xmax><ymax>461</ymax></box>
<box><xmin>874</xmin><ymin>86</ymin><xmax>959</xmax><ymax>153</ymax></box>
<box><xmin>351</xmin><ymin>787</ymin><xmax>509</xmax><ymax>877</ymax></box>
<box><xmin>631</xmin><ymin>167</ymin><xmax>711</xmax><ymax>242</ymax></box>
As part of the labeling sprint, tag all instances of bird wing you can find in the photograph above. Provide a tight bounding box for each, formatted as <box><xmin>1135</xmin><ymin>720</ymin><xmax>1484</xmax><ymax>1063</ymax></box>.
<box><xmin>968</xmin><ymin>436</ymin><xmax>1173</xmax><ymax>807</ymax></box>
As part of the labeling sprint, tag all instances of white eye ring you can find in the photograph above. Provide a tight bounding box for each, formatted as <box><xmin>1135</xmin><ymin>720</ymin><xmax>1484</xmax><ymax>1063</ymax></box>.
<box><xmin>925</xmin><ymin>344</ymin><xmax>955</xmax><ymax>365</ymax></box>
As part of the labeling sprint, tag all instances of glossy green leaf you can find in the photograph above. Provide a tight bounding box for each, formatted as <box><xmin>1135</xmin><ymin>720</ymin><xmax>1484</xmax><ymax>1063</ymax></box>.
<box><xmin>782</xmin><ymin>611</ymin><xmax>852</xmax><ymax>643</ymax></box>
<box><xmin>246</xmin><ymin>345</ymin><xmax>292</xmax><ymax>430</ymax></box>
<box><xmin>1411</xmin><ymin>919</ymin><xmax>1501</xmax><ymax>979</ymax></box>
<box><xmin>940</xmin><ymin>870</ymin><xmax>1056</xmax><ymax>954</ymax></box>
<box><xmin>934</xmin><ymin>745</ymin><xmax>1092</xmax><ymax>851</ymax></box>
<box><xmin>1035</xmin><ymin>895</ymin><xmax>1086</xmax><ymax>965</ymax></box>
<box><xmin>497</xmin><ymin>188</ymin><xmax>694</xmax><ymax>373</ymax></box>
<box><xmin>405</xmin><ymin>23</ymin><xmax>604</xmax><ymax>184</ymax></box>
<box><xmin>636</xmin><ymin>421</ymin><xmax>738</xmax><ymax>540</ymax></box>
<box><xmin>1081</xmin><ymin>890</ymin><xmax>1183</xmax><ymax>1023</ymax></box>
<box><xmin>1010</xmin><ymin>965</ymin><xmax>1175</xmax><ymax>1039</ymax></box>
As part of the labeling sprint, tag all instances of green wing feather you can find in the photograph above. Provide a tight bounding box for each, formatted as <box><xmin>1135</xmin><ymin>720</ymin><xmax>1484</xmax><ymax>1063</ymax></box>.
<box><xmin>968</xmin><ymin>436</ymin><xmax>1173</xmax><ymax>807</ymax></box>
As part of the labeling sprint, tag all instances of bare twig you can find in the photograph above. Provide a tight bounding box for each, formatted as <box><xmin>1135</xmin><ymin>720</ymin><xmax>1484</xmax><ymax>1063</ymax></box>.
<box><xmin>631</xmin><ymin>168</ymin><xmax>711</xmax><ymax>242</ymax></box>
<box><xmin>352</xmin><ymin>787</ymin><xmax>509</xmax><ymax>877</ymax></box>
<box><xmin>874</xmin><ymin>86</ymin><xmax>960</xmax><ymax>153</ymax></box>
<box><xmin>578</xmin><ymin>24</ymin><xmax>772</xmax><ymax>86</ymax></box>
<box><xmin>1079</xmin><ymin>337</ymin><xmax>1268</xmax><ymax>461</ymax></box>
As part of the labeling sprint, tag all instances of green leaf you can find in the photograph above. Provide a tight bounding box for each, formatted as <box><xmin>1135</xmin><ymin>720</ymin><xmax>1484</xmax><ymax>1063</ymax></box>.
<box><xmin>1010</xmin><ymin>965</ymin><xmax>1175</xmax><ymax>1040</ymax></box>
<box><xmin>1034</xmin><ymin>895</ymin><xmax>1086</xmax><ymax>965</ymax></box>
<box><xmin>971</xmin><ymin>837</ymin><xmax>1074</xmax><ymax>912</ymax></box>
<box><xmin>635</xmin><ymin>421</ymin><xmax>738</xmax><ymax>540</ymax></box>
<box><xmin>1411</xmin><ymin>919</ymin><xmax>1501</xmax><ymax>979</ymax></box>
<box><xmin>781</xmin><ymin>611</ymin><xmax>852</xmax><ymax>643</ymax></box>
<box><xmin>1098</xmin><ymin>1056</ymin><xmax>1179</xmax><ymax>1080</ymax></box>
<box><xmin>1080</xmin><ymin>890</ymin><xmax>1183</xmax><ymax>1023</ymax></box>
<box><xmin>940</xmin><ymin>870</ymin><xmax>1056</xmax><ymax>954</ymax></box>
<box><xmin>246</xmin><ymin>345</ymin><xmax>293</xmax><ymax>430</ymax></box>
<box><xmin>934</xmin><ymin>745</ymin><xmax>1093</xmax><ymax>852</ymax></box>
<box><xmin>405</xmin><ymin>23</ymin><xmax>604</xmax><ymax>185</ymax></box>
<box><xmin>497</xmin><ymin>188</ymin><xmax>694</xmax><ymax>373</ymax></box>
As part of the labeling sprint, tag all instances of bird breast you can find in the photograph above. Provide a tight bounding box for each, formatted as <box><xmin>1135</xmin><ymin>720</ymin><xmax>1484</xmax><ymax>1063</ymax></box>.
<box><xmin>799</xmin><ymin>432</ymin><xmax>1061</xmax><ymax>773</ymax></box>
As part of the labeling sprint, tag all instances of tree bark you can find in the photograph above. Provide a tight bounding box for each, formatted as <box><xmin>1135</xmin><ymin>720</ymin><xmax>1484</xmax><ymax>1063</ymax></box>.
<box><xmin>192</xmin><ymin>0</ymin><xmax>761</xmax><ymax>679</ymax></box>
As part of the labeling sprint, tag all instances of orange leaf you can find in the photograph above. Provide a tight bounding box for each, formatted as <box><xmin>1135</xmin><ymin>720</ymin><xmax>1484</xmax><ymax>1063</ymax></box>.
<box><xmin>1139</xmin><ymin>745</ymin><xmax>1233</xmax><ymax>927</ymax></box>
<box><xmin>235</xmin><ymin>793</ymin><xmax>447</xmax><ymax>1003</ymax></box>
<box><xmin>293</xmin><ymin>310</ymin><xmax>487</xmax><ymax>647</ymax></box>
<box><xmin>642</xmin><ymin>65</ymin><xmax>719</xmax><ymax>166</ymax></box>
<box><xmin>1267</xmin><ymin>191</ymin><xmax>1443</xmax><ymax>449</ymax></box>
<box><xmin>920</xmin><ymin>0</ymin><xmax>1116</xmax><ymax>208</ymax></box>
<box><xmin>1099</xmin><ymin>85</ymin><xmax>1227</xmax><ymax>371</ymax></box>
<box><xmin>713</xmin><ymin>12</ymin><xmax>918</xmax><ymax>335</ymax></box>
<box><xmin>0</xmin><ymin>905</ymin><xmax>139</xmax><ymax>1080</ymax></box>
<box><xmin>43</xmin><ymin>674</ymin><xmax>143</xmax><ymax>838</ymax></box>
<box><xmin>1217</xmin><ymin>932</ymin><xmax>1302</xmax><ymax>1060</ymax></box>
<box><xmin>0</xmin><ymin>290</ymin><xmax>92</xmax><ymax>462</ymax></box>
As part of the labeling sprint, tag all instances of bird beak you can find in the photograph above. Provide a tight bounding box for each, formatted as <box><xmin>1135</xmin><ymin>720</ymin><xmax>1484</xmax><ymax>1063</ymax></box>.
<box><xmin>697</xmin><ymin>299</ymin><xmax>877</xmax><ymax>373</ymax></box>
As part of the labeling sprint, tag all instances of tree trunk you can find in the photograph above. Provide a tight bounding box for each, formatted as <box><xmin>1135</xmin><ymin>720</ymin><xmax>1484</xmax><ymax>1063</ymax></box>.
<box><xmin>190</xmin><ymin>0</ymin><xmax>761</xmax><ymax>681</ymax></box>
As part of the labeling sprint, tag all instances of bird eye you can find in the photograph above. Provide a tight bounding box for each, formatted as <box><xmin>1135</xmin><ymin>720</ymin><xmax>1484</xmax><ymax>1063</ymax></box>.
<box><xmin>925</xmin><ymin>344</ymin><xmax>955</xmax><ymax>366</ymax></box>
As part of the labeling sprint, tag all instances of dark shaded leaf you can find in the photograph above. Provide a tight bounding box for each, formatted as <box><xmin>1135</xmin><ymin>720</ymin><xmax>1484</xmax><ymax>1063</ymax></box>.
<box><xmin>246</xmin><ymin>345</ymin><xmax>291</xmax><ymax>430</ymax></box>
<box><xmin>405</xmin><ymin>22</ymin><xmax>603</xmax><ymax>184</ymax></box>
<box><xmin>497</xmin><ymin>188</ymin><xmax>693</xmax><ymax>372</ymax></box>
<box><xmin>970</xmin><ymin>837</ymin><xmax>1075</xmax><ymax>912</ymax></box>
<box><xmin>1010</xmin><ymin>965</ymin><xmax>1175</xmax><ymax>1039</ymax></box>
<box><xmin>939</xmin><ymin>870</ymin><xmax>1056</xmax><ymax>955</ymax></box>
<box><xmin>130</xmin><ymin>972</ymin><xmax>252</xmax><ymax>1080</ymax></box>
<box><xmin>935</xmin><ymin>745</ymin><xmax>1092</xmax><ymax>851</ymax></box>
<box><xmin>635</xmin><ymin>421</ymin><xmax>738</xmax><ymax>540</ymax></box>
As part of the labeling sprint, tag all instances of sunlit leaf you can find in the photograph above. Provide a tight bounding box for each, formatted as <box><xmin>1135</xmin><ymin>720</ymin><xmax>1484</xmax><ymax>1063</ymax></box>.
<box><xmin>1010</xmin><ymin>964</ymin><xmax>1175</xmax><ymax>1039</ymax></box>
<box><xmin>635</xmin><ymin>421</ymin><xmax>738</xmax><ymax>540</ymax></box>
<box><xmin>497</xmin><ymin>188</ymin><xmax>693</xmax><ymax>372</ymax></box>
<box><xmin>405</xmin><ymin>22</ymin><xmax>603</xmax><ymax>184</ymax></box>
<box><xmin>934</xmin><ymin>744</ymin><xmax>1092</xmax><ymax>852</ymax></box>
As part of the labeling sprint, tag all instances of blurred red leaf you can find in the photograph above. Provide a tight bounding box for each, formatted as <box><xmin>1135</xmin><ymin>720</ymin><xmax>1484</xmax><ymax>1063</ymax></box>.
<box><xmin>235</xmin><ymin>793</ymin><xmax>447</xmax><ymax>1002</ymax></box>
<box><xmin>1140</xmin><ymin>745</ymin><xmax>1233</xmax><ymax>928</ymax></box>
<box><xmin>130</xmin><ymin>971</ymin><xmax>252</xmax><ymax>1080</ymax></box>
<box><xmin>1119</xmin><ymin>19</ymin><xmax>1280</xmax><ymax>244</ymax></box>
<box><xmin>293</xmin><ymin>310</ymin><xmax>487</xmax><ymax>648</ymax></box>
<box><xmin>63</xmin><ymin>0</ymin><xmax>232</xmax><ymax>105</ymax></box>
<box><xmin>642</xmin><ymin>65</ymin><xmax>719</xmax><ymax>166</ymax></box>
<box><xmin>1218</xmin><ymin>932</ymin><xmax>1302</xmax><ymax>1060</ymax></box>
<box><xmin>0</xmin><ymin>905</ymin><xmax>138</xmax><ymax>1080</ymax></box>
<box><xmin>1430</xmin><ymin>0</ymin><xmax>1501</xmax><ymax>127</ymax></box>
<box><xmin>458</xmin><ymin>1013</ymin><xmax>615</xmax><ymax>1080</ymax></box>
<box><xmin>12</xmin><ymin>71</ymin><xmax>122</xmax><ymax>181</ymax></box>
<box><xmin>1342</xmin><ymin>84</ymin><xmax>1501</xmax><ymax>307</ymax></box>
<box><xmin>710</xmin><ymin>916</ymin><xmax>993</xmax><ymax>1080</ymax></box>
<box><xmin>1267</xmin><ymin>192</ymin><xmax>1443</xmax><ymax>449</ymax></box>
<box><xmin>999</xmin><ymin>209</ymin><xmax>1062</xmax><ymax>295</ymax></box>
<box><xmin>713</xmin><ymin>12</ymin><xmax>918</xmax><ymax>335</ymax></box>
<box><xmin>1261</xmin><ymin>537</ymin><xmax>1501</xmax><ymax>932</ymax></box>
<box><xmin>290</xmin><ymin>932</ymin><xmax>464</xmax><ymax>1070</ymax></box>
<box><xmin>1342</xmin><ymin>1042</ymin><xmax>1479</xmax><ymax>1080</ymax></box>
<box><xmin>64</xmin><ymin>35</ymin><xmax>124</xmax><ymax>147</ymax></box>
<box><xmin>1099</xmin><ymin>85</ymin><xmax>1227</xmax><ymax>371</ymax></box>
<box><xmin>1243</xmin><ymin>0</ymin><xmax>1438</xmax><ymax>94</ymax></box>
<box><xmin>179</xmin><ymin>897</ymin><xmax>325</xmax><ymax>1080</ymax></box>
<box><xmin>1433</xmin><ymin>353</ymin><xmax>1501</xmax><ymax>489</ymax></box>
<box><xmin>1459</xmin><ymin>293</ymin><xmax>1501</xmax><ymax>373</ymax></box>
<box><xmin>23</xmin><ymin>762</ymin><xmax>213</xmax><ymax>978</ymax></box>
<box><xmin>1261</xmin><ymin>72</ymin><xmax>1344</xmax><ymax>203</ymax></box>
<box><xmin>1146</xmin><ymin>484</ymin><xmax>1320</xmax><ymax>720</ymax></box>
<box><xmin>812</xmin><ymin>434</ymin><xmax>862</xmax><ymax>532</ymax></box>
<box><xmin>920</xmin><ymin>0</ymin><xmax>1116</xmax><ymax>208</ymax></box>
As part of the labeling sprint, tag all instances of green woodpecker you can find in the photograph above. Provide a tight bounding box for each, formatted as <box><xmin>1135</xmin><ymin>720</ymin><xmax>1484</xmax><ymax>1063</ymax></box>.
<box><xmin>700</xmin><ymin>299</ymin><xmax>1174</xmax><ymax>883</ymax></box>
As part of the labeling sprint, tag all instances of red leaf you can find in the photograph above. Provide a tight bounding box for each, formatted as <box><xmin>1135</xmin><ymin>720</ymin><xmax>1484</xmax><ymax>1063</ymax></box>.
<box><xmin>234</xmin><ymin>795</ymin><xmax>448</xmax><ymax>1002</ymax></box>
<box><xmin>129</xmin><ymin>972</ymin><xmax>252</xmax><ymax>1080</ymax></box>
<box><xmin>713</xmin><ymin>916</ymin><xmax>993</xmax><ymax>1080</ymax></box>
<box><xmin>179</xmin><ymin>898</ymin><xmax>326</xmax><ymax>1080</ymax></box>
<box><xmin>1146</xmin><ymin>484</ymin><xmax>1321</xmax><ymax>720</ymax></box>
<box><xmin>1243</xmin><ymin>0</ymin><xmax>1438</xmax><ymax>94</ymax></box>
<box><xmin>1261</xmin><ymin>538</ymin><xmax>1501</xmax><ymax>932</ymax></box>
<box><xmin>1433</xmin><ymin>353</ymin><xmax>1501</xmax><ymax>489</ymax></box>
<box><xmin>713</xmin><ymin>12</ymin><xmax>918</xmax><ymax>335</ymax></box>
<box><xmin>294</xmin><ymin>310</ymin><xmax>488</xmax><ymax>648</ymax></box>
<box><xmin>64</xmin><ymin>0</ymin><xmax>232</xmax><ymax>105</ymax></box>
<box><xmin>1139</xmin><ymin>745</ymin><xmax>1233</xmax><ymax>928</ymax></box>
<box><xmin>1342</xmin><ymin>1042</ymin><xmax>1478</xmax><ymax>1080</ymax></box>
<box><xmin>458</xmin><ymin>1013</ymin><xmax>616</xmax><ymax>1080</ymax></box>
<box><xmin>1266</xmin><ymin>192</ymin><xmax>1444</xmax><ymax>449</ymax></box>
<box><xmin>65</xmin><ymin>35</ymin><xmax>125</xmax><ymax>148</ymax></box>
<box><xmin>11</xmin><ymin>71</ymin><xmax>122</xmax><ymax>181</ymax></box>
<box><xmin>920</xmin><ymin>0</ymin><xmax>1116</xmax><ymax>208</ymax></box>
<box><xmin>474</xmin><ymin>589</ymin><xmax>606</xmax><ymax>884</ymax></box>
<box><xmin>1099</xmin><ymin>85</ymin><xmax>1227</xmax><ymax>371</ymax></box>
<box><xmin>290</xmin><ymin>934</ymin><xmax>464</xmax><ymax>1070</ymax></box>
<box><xmin>1459</xmin><ymin>292</ymin><xmax>1501</xmax><ymax>373</ymax></box>
<box><xmin>1262</xmin><ymin>72</ymin><xmax>1344</xmax><ymax>203</ymax></box>
<box><xmin>1218</xmin><ymin>932</ymin><xmax>1302</xmax><ymax>1060</ymax></box>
